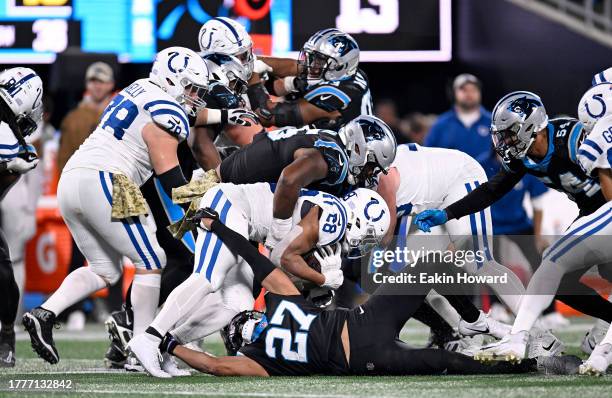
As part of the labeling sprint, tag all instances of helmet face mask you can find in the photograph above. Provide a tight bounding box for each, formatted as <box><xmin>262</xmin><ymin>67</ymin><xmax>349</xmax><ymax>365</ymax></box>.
<box><xmin>491</xmin><ymin>91</ymin><xmax>548</xmax><ymax>163</ymax></box>
<box><xmin>299</xmin><ymin>29</ymin><xmax>359</xmax><ymax>83</ymax></box>
<box><xmin>220</xmin><ymin>310</ymin><xmax>266</xmax><ymax>356</ymax></box>
<box><xmin>180</xmin><ymin>80</ymin><xmax>208</xmax><ymax>117</ymax></box>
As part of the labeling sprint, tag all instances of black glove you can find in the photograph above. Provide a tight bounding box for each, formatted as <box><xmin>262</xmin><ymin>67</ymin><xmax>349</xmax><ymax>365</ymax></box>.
<box><xmin>220</xmin><ymin>109</ymin><xmax>260</xmax><ymax>127</ymax></box>
<box><xmin>293</xmin><ymin>76</ymin><xmax>308</xmax><ymax>94</ymax></box>
<box><xmin>189</xmin><ymin>207</ymin><xmax>220</xmax><ymax>231</ymax></box>
<box><xmin>159</xmin><ymin>333</ymin><xmax>179</xmax><ymax>355</ymax></box>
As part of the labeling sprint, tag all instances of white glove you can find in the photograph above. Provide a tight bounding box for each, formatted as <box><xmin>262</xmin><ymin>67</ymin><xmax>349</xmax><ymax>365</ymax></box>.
<box><xmin>6</xmin><ymin>156</ymin><xmax>39</xmax><ymax>174</ymax></box>
<box><xmin>314</xmin><ymin>244</ymin><xmax>344</xmax><ymax>289</ymax></box>
<box><xmin>265</xmin><ymin>217</ymin><xmax>293</xmax><ymax>250</ymax></box>
<box><xmin>253</xmin><ymin>58</ymin><xmax>273</xmax><ymax>75</ymax></box>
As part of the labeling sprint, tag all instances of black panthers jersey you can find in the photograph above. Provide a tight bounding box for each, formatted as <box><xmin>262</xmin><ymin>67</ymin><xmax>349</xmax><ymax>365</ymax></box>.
<box><xmin>239</xmin><ymin>293</ymin><xmax>349</xmax><ymax>376</ymax></box>
<box><xmin>140</xmin><ymin>141</ymin><xmax>198</xmax><ymax>262</ymax></box>
<box><xmin>302</xmin><ymin>69</ymin><xmax>373</xmax><ymax>130</ymax></box>
<box><xmin>218</xmin><ymin>127</ymin><xmax>349</xmax><ymax>195</ymax></box>
<box><xmin>505</xmin><ymin>118</ymin><xmax>605</xmax><ymax>215</ymax></box>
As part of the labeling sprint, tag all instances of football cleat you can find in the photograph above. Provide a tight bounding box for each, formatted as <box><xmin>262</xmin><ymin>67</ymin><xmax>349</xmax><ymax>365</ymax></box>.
<box><xmin>537</xmin><ymin>355</ymin><xmax>582</xmax><ymax>375</ymax></box>
<box><xmin>527</xmin><ymin>329</ymin><xmax>565</xmax><ymax>358</ymax></box>
<box><xmin>104</xmin><ymin>340</ymin><xmax>127</xmax><ymax>369</ymax></box>
<box><xmin>128</xmin><ymin>334</ymin><xmax>170</xmax><ymax>378</ymax></box>
<box><xmin>22</xmin><ymin>307</ymin><xmax>60</xmax><ymax>364</ymax></box>
<box><xmin>458</xmin><ymin>310</ymin><xmax>511</xmax><ymax>339</ymax></box>
<box><xmin>579</xmin><ymin>343</ymin><xmax>612</xmax><ymax>376</ymax></box>
<box><xmin>0</xmin><ymin>330</ymin><xmax>16</xmax><ymax>367</ymax></box>
<box><xmin>473</xmin><ymin>331</ymin><xmax>528</xmax><ymax>363</ymax></box>
<box><xmin>581</xmin><ymin>322</ymin><xmax>608</xmax><ymax>355</ymax></box>
<box><xmin>105</xmin><ymin>308</ymin><xmax>133</xmax><ymax>356</ymax></box>
<box><xmin>161</xmin><ymin>353</ymin><xmax>191</xmax><ymax>377</ymax></box>
<box><xmin>444</xmin><ymin>334</ymin><xmax>484</xmax><ymax>357</ymax></box>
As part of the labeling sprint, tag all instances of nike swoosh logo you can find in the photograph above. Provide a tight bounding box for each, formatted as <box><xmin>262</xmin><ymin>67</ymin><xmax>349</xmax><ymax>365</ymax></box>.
<box><xmin>543</xmin><ymin>341</ymin><xmax>555</xmax><ymax>351</ymax></box>
<box><xmin>358</xmin><ymin>306</ymin><xmax>365</xmax><ymax>314</ymax></box>
<box><xmin>464</xmin><ymin>325</ymin><xmax>489</xmax><ymax>333</ymax></box>
<box><xmin>320</xmin><ymin>95</ymin><xmax>332</xmax><ymax>101</ymax></box>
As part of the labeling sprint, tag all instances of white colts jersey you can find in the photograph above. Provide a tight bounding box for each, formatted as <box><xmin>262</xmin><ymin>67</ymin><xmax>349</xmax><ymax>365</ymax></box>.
<box><xmin>578</xmin><ymin>114</ymin><xmax>612</xmax><ymax>177</ymax></box>
<box><xmin>219</xmin><ymin>182</ymin><xmax>348</xmax><ymax>247</ymax></box>
<box><xmin>391</xmin><ymin>143</ymin><xmax>483</xmax><ymax>216</ymax></box>
<box><xmin>64</xmin><ymin>79</ymin><xmax>190</xmax><ymax>186</ymax></box>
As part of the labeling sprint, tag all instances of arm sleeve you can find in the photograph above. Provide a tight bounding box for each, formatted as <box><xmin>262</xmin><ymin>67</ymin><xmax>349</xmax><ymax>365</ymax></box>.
<box><xmin>210</xmin><ymin>219</ymin><xmax>276</xmax><ymax>284</ymax></box>
<box><xmin>445</xmin><ymin>168</ymin><xmax>526</xmax><ymax>220</ymax></box>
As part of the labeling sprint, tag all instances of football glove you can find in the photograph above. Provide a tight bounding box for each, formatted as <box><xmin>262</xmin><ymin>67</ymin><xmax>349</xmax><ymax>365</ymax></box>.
<box><xmin>159</xmin><ymin>333</ymin><xmax>179</xmax><ymax>355</ymax></box>
<box><xmin>6</xmin><ymin>146</ymin><xmax>39</xmax><ymax>174</ymax></box>
<box><xmin>314</xmin><ymin>244</ymin><xmax>344</xmax><ymax>289</ymax></box>
<box><xmin>265</xmin><ymin>217</ymin><xmax>292</xmax><ymax>250</ymax></box>
<box><xmin>413</xmin><ymin>209</ymin><xmax>448</xmax><ymax>233</ymax></box>
<box><xmin>253</xmin><ymin>56</ymin><xmax>273</xmax><ymax>75</ymax></box>
<box><xmin>190</xmin><ymin>207</ymin><xmax>219</xmax><ymax>231</ymax></box>
<box><xmin>221</xmin><ymin>109</ymin><xmax>259</xmax><ymax>127</ymax></box>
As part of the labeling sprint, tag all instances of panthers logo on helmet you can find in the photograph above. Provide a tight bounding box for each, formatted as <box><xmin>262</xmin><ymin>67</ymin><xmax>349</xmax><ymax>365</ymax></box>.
<box><xmin>508</xmin><ymin>96</ymin><xmax>542</xmax><ymax>118</ymax></box>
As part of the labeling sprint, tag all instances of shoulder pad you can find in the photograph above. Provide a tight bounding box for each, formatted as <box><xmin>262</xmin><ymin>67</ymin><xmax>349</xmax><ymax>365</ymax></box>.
<box><xmin>303</xmin><ymin>85</ymin><xmax>351</xmax><ymax>111</ymax></box>
<box><xmin>143</xmin><ymin>99</ymin><xmax>190</xmax><ymax>141</ymax></box>
<box><xmin>577</xmin><ymin>118</ymin><xmax>612</xmax><ymax>175</ymax></box>
<box><xmin>317</xmin><ymin>195</ymin><xmax>348</xmax><ymax>247</ymax></box>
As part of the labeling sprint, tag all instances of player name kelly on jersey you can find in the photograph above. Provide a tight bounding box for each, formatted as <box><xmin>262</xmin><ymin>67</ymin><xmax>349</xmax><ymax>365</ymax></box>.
<box><xmin>64</xmin><ymin>79</ymin><xmax>190</xmax><ymax>186</ymax></box>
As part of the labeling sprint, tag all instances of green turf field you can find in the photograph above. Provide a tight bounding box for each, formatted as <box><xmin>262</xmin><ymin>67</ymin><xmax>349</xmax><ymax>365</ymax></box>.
<box><xmin>1</xmin><ymin>320</ymin><xmax>611</xmax><ymax>398</ymax></box>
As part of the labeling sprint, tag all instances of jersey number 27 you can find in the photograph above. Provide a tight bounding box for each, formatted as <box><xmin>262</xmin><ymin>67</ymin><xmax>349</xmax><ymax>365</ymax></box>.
<box><xmin>265</xmin><ymin>300</ymin><xmax>316</xmax><ymax>363</ymax></box>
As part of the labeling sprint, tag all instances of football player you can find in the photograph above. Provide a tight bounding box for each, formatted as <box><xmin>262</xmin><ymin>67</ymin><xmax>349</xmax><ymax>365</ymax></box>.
<box><xmin>128</xmin><ymin>187</ymin><xmax>389</xmax><ymax>377</ymax></box>
<box><xmin>413</xmin><ymin>91</ymin><xmax>612</xmax><ymax>362</ymax></box>
<box><xmin>248</xmin><ymin>28</ymin><xmax>372</xmax><ymax>130</ymax></box>
<box><xmin>376</xmin><ymin>142</ymin><xmax>530</xmax><ymax>339</ymax></box>
<box><xmin>217</xmin><ymin>115</ymin><xmax>396</xmax><ymax>251</ymax></box>
<box><xmin>0</xmin><ymin>67</ymin><xmax>43</xmax><ymax>367</ymax></box>
<box><xmin>155</xmin><ymin>207</ymin><xmax>578</xmax><ymax>377</ymax></box>
<box><xmin>22</xmin><ymin>47</ymin><xmax>249</xmax><ymax>365</ymax></box>
<box><xmin>575</xmin><ymin>82</ymin><xmax>612</xmax><ymax>375</ymax></box>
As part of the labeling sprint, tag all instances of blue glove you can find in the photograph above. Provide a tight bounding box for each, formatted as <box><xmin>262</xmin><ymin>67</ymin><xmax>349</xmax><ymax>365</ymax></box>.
<box><xmin>413</xmin><ymin>209</ymin><xmax>448</xmax><ymax>233</ymax></box>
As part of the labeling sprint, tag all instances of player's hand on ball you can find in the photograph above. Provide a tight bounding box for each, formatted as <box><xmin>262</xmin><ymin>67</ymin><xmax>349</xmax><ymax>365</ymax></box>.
<box><xmin>413</xmin><ymin>209</ymin><xmax>448</xmax><ymax>233</ymax></box>
<box><xmin>315</xmin><ymin>244</ymin><xmax>343</xmax><ymax>289</ymax></box>
<box><xmin>221</xmin><ymin>109</ymin><xmax>260</xmax><ymax>127</ymax></box>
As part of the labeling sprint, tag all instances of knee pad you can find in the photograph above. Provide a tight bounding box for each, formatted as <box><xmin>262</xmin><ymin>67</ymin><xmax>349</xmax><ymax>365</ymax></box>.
<box><xmin>89</xmin><ymin>262</ymin><xmax>121</xmax><ymax>285</ymax></box>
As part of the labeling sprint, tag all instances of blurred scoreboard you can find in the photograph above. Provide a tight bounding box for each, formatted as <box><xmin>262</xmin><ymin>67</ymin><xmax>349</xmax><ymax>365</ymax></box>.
<box><xmin>0</xmin><ymin>0</ymin><xmax>450</xmax><ymax>64</ymax></box>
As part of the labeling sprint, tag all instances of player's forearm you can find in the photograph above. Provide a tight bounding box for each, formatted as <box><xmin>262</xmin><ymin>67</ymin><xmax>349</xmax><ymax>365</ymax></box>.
<box><xmin>190</xmin><ymin>127</ymin><xmax>221</xmax><ymax>171</ymax></box>
<box><xmin>173</xmin><ymin>346</ymin><xmax>219</xmax><ymax>375</ymax></box>
<box><xmin>258</xmin><ymin>56</ymin><xmax>299</xmax><ymax>78</ymax></box>
<box><xmin>445</xmin><ymin>170</ymin><xmax>522</xmax><ymax>220</ymax></box>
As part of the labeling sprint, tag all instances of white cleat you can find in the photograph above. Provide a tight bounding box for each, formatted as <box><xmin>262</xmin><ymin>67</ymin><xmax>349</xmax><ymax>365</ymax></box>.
<box><xmin>444</xmin><ymin>334</ymin><xmax>484</xmax><ymax>357</ymax></box>
<box><xmin>161</xmin><ymin>353</ymin><xmax>191</xmax><ymax>377</ymax></box>
<box><xmin>579</xmin><ymin>343</ymin><xmax>612</xmax><ymax>376</ymax></box>
<box><xmin>581</xmin><ymin>322</ymin><xmax>609</xmax><ymax>355</ymax></box>
<box><xmin>527</xmin><ymin>329</ymin><xmax>565</xmax><ymax>358</ymax></box>
<box><xmin>458</xmin><ymin>310</ymin><xmax>512</xmax><ymax>339</ymax></box>
<box><xmin>128</xmin><ymin>334</ymin><xmax>171</xmax><ymax>378</ymax></box>
<box><xmin>474</xmin><ymin>331</ymin><xmax>528</xmax><ymax>363</ymax></box>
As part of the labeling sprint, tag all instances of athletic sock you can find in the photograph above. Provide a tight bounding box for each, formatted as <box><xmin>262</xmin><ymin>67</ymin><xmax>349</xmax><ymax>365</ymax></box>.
<box><xmin>425</xmin><ymin>291</ymin><xmax>461</xmax><ymax>328</ymax></box>
<box><xmin>444</xmin><ymin>295</ymin><xmax>481</xmax><ymax>323</ymax></box>
<box><xmin>149</xmin><ymin>273</ymin><xmax>212</xmax><ymax>337</ymax></box>
<box><xmin>42</xmin><ymin>267</ymin><xmax>107</xmax><ymax>317</ymax></box>
<box><xmin>478</xmin><ymin>259</ymin><xmax>525</xmax><ymax>314</ymax></box>
<box><xmin>131</xmin><ymin>273</ymin><xmax>161</xmax><ymax>336</ymax></box>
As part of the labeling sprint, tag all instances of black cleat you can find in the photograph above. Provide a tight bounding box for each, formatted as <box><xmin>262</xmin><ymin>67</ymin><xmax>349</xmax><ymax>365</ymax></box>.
<box><xmin>22</xmin><ymin>307</ymin><xmax>60</xmax><ymax>364</ymax></box>
<box><xmin>104</xmin><ymin>308</ymin><xmax>133</xmax><ymax>355</ymax></box>
<box><xmin>0</xmin><ymin>330</ymin><xmax>16</xmax><ymax>367</ymax></box>
<box><xmin>104</xmin><ymin>340</ymin><xmax>127</xmax><ymax>369</ymax></box>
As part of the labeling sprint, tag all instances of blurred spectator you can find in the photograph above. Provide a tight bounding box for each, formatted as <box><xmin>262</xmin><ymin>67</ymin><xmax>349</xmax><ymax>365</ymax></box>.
<box><xmin>399</xmin><ymin>112</ymin><xmax>436</xmax><ymax>145</ymax></box>
<box><xmin>57</xmin><ymin>62</ymin><xmax>116</xmax><ymax>330</ymax></box>
<box><xmin>424</xmin><ymin>74</ymin><xmax>492</xmax><ymax>159</ymax></box>
<box><xmin>374</xmin><ymin>98</ymin><xmax>408</xmax><ymax>144</ymax></box>
<box><xmin>57</xmin><ymin>62</ymin><xmax>115</xmax><ymax>173</ymax></box>
<box><xmin>479</xmin><ymin>148</ymin><xmax>568</xmax><ymax>329</ymax></box>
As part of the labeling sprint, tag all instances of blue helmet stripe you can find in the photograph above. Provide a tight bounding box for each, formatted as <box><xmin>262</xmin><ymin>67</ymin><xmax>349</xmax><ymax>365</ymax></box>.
<box><xmin>213</xmin><ymin>17</ymin><xmax>242</xmax><ymax>46</ymax></box>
